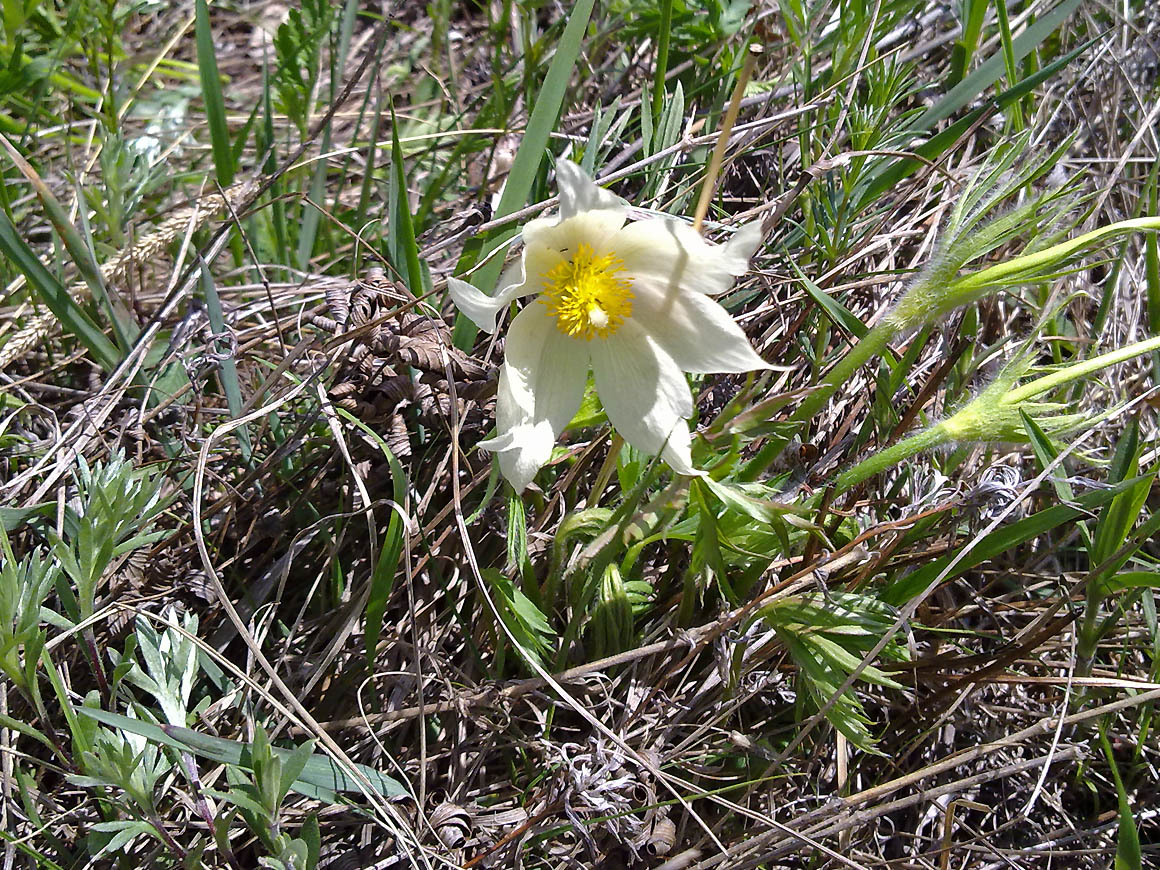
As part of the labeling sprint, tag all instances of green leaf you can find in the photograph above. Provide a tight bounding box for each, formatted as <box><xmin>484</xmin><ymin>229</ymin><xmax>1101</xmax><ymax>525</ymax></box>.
<box><xmin>0</xmin><ymin>711</ymin><xmax>55</xmax><ymax>753</ymax></box>
<box><xmin>76</xmin><ymin>708</ymin><xmax>407</xmax><ymax>799</ymax></box>
<box><xmin>278</xmin><ymin>738</ymin><xmax>316</xmax><ymax>805</ymax></box>
<box><xmin>803</xmin><ymin>634</ymin><xmax>905</xmax><ymax>691</ymax></box>
<box><xmin>640</xmin><ymin>80</ymin><xmax>653</xmax><ymax>156</ymax></box>
<box><xmin>481</xmin><ymin>568</ymin><xmax>554</xmax><ymax>666</ymax></box>
<box><xmin>756</xmin><ymin>592</ymin><xmax>908</xmax><ymax>751</ymax></box>
<box><xmin>794</xmin><ymin>259</ymin><xmax>867</xmax><ymax>339</ymax></box>
<box><xmin>1115</xmin><ymin>800</ymin><xmax>1143</xmax><ymax>870</ymax></box>
<box><xmin>1101</xmin><ymin>730</ymin><xmax>1143</xmax><ymax>870</ymax></box>
<box><xmin>365</xmin><ymin>504</ymin><xmax>406</xmax><ymax>663</ymax></box>
<box><xmin>300</xmin><ymin>813</ymin><xmax>321</xmax><ymax>870</ymax></box>
<box><xmin>195</xmin><ymin>0</ymin><xmax>235</xmax><ymax>186</ymax></box>
<box><xmin>1099</xmin><ymin>572</ymin><xmax>1160</xmax><ymax>595</ymax></box>
<box><xmin>690</xmin><ymin>479</ymin><xmax>733</xmax><ymax>603</ymax></box>
<box><xmin>1022</xmin><ymin>410</ymin><xmax>1070</xmax><ymax>497</ymax></box>
<box><xmin>589</xmin><ymin>562</ymin><xmax>634</xmax><ymax>658</ymax></box>
<box><xmin>779</xmin><ymin>632</ymin><xmax>878</xmax><ymax>752</ymax></box>
<box><xmin>565</xmin><ymin>378</ymin><xmax>606</xmax><ymax>429</ymax></box>
<box><xmin>0</xmin><ymin>210</ymin><xmax>120</xmax><ymax>371</ymax></box>
<box><xmin>700</xmin><ymin>476</ymin><xmax>801</xmax><ymax>523</ymax></box>
<box><xmin>1147</xmin><ymin>165</ymin><xmax>1160</xmax><ymax>381</ymax></box>
<box><xmin>1092</xmin><ymin>419</ymin><xmax>1145</xmax><ymax>566</ymax></box>
<box><xmin>203</xmin><ymin>786</ymin><xmax>267</xmax><ymax>818</ymax></box>
<box><xmin>0</xmin><ymin>503</ymin><xmax>55</xmax><ymax>531</ymax></box>
<box><xmin>506</xmin><ymin>487</ymin><xmax>530</xmax><ymax>576</ymax></box>
<box><xmin>883</xmin><ymin>476</ymin><xmax>1151</xmax><ymax>606</ymax></box>
<box><xmin>388</xmin><ymin>101</ymin><xmax>424</xmax><ymax>295</ymax></box>
<box><xmin>91</xmin><ymin>820</ymin><xmax>159</xmax><ymax>857</ymax></box>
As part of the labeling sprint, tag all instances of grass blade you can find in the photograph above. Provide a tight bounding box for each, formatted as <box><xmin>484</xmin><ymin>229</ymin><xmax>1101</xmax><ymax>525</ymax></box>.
<box><xmin>198</xmin><ymin>259</ymin><xmax>251</xmax><ymax>460</ymax></box>
<box><xmin>883</xmin><ymin>476</ymin><xmax>1152</xmax><ymax>605</ymax></box>
<box><xmin>1</xmin><ymin>134</ymin><xmax>137</xmax><ymax>350</ymax></box>
<box><xmin>388</xmin><ymin>101</ymin><xmax>424</xmax><ymax>295</ymax></box>
<box><xmin>949</xmin><ymin>0</ymin><xmax>989</xmax><ymax>85</ymax></box>
<box><xmin>195</xmin><ymin>0</ymin><xmax>235</xmax><ymax>186</ymax></box>
<box><xmin>335</xmin><ymin>407</ymin><xmax>408</xmax><ymax>664</ymax></box>
<box><xmin>993</xmin><ymin>0</ymin><xmax>1024</xmax><ymax>130</ymax></box>
<box><xmin>258</xmin><ymin>61</ymin><xmax>290</xmax><ymax>264</ymax></box>
<box><xmin>915</xmin><ymin>0</ymin><xmax>1083</xmax><ymax>129</ymax></box>
<box><xmin>650</xmin><ymin>0</ymin><xmax>673</xmax><ymax>127</ymax></box>
<box><xmin>862</xmin><ymin>33</ymin><xmax>1095</xmax><ymax>204</ymax></box>
<box><xmin>1099</xmin><ymin>729</ymin><xmax>1143</xmax><ymax>870</ymax></box>
<box><xmin>0</xmin><ymin>211</ymin><xmax>120</xmax><ymax>371</ymax></box>
<box><xmin>1147</xmin><ymin>161</ymin><xmax>1160</xmax><ymax>380</ymax></box>
<box><xmin>296</xmin><ymin>131</ymin><xmax>331</xmax><ymax>270</ymax></box>
<box><xmin>451</xmin><ymin>0</ymin><xmax>599</xmax><ymax>349</ymax></box>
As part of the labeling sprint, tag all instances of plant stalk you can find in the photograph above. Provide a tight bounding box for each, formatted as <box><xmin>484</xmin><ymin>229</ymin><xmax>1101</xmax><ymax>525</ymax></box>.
<box><xmin>693</xmin><ymin>44</ymin><xmax>762</xmax><ymax>233</ymax></box>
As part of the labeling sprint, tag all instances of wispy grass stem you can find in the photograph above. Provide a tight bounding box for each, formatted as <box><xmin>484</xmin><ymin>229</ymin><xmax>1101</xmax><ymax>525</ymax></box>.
<box><xmin>693</xmin><ymin>43</ymin><xmax>762</xmax><ymax>233</ymax></box>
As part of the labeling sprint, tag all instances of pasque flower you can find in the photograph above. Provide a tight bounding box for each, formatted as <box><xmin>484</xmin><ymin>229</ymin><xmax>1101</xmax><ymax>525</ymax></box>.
<box><xmin>448</xmin><ymin>160</ymin><xmax>770</xmax><ymax>492</ymax></box>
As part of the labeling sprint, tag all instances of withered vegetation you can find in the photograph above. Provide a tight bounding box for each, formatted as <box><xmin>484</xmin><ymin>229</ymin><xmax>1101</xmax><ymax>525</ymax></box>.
<box><xmin>1</xmin><ymin>1</ymin><xmax>1159</xmax><ymax>868</ymax></box>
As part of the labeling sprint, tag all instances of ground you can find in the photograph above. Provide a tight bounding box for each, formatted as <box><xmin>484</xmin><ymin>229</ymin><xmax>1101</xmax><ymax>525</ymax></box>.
<box><xmin>1</xmin><ymin>0</ymin><xmax>1159</xmax><ymax>867</ymax></box>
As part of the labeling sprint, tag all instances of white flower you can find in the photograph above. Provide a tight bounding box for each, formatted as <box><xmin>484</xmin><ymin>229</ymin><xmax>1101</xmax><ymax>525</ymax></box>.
<box><xmin>448</xmin><ymin>160</ymin><xmax>770</xmax><ymax>492</ymax></box>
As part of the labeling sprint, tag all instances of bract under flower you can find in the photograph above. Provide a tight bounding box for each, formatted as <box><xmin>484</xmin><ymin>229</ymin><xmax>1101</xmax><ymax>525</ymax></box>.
<box><xmin>448</xmin><ymin>159</ymin><xmax>770</xmax><ymax>492</ymax></box>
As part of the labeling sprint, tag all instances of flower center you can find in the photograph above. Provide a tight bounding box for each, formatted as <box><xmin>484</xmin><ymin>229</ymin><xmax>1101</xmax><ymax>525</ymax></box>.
<box><xmin>539</xmin><ymin>244</ymin><xmax>633</xmax><ymax>340</ymax></box>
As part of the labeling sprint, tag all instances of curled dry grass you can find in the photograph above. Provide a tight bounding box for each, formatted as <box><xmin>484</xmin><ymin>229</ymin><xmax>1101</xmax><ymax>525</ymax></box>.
<box><xmin>1</xmin><ymin>0</ymin><xmax>1160</xmax><ymax>867</ymax></box>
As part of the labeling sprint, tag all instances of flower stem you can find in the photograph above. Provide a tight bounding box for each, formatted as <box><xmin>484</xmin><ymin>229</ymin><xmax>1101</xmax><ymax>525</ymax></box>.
<box><xmin>950</xmin><ymin>217</ymin><xmax>1160</xmax><ymax>297</ymax></box>
<box><xmin>833</xmin><ymin>333</ymin><xmax>1160</xmax><ymax>493</ymax></box>
<box><xmin>586</xmin><ymin>433</ymin><xmax>624</xmax><ymax>509</ymax></box>
<box><xmin>833</xmin><ymin>421</ymin><xmax>949</xmax><ymax>494</ymax></box>
<box><xmin>757</xmin><ymin>220</ymin><xmax>1160</xmax><ymax>479</ymax></box>
<box><xmin>791</xmin><ymin>322</ymin><xmax>894</xmax><ymax>426</ymax></box>
<box><xmin>1005</xmin><ymin>334</ymin><xmax>1160</xmax><ymax>404</ymax></box>
<box><xmin>739</xmin><ymin>322</ymin><xmax>892</xmax><ymax>480</ymax></box>
<box><xmin>693</xmin><ymin>43</ymin><xmax>762</xmax><ymax>233</ymax></box>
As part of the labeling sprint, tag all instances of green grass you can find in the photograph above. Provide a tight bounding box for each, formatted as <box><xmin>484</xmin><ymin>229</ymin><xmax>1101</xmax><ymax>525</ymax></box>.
<box><xmin>1</xmin><ymin>0</ymin><xmax>1160</xmax><ymax>866</ymax></box>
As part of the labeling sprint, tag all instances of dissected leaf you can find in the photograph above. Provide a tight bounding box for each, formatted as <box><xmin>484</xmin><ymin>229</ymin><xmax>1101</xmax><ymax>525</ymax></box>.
<box><xmin>76</xmin><ymin>708</ymin><xmax>406</xmax><ymax>799</ymax></box>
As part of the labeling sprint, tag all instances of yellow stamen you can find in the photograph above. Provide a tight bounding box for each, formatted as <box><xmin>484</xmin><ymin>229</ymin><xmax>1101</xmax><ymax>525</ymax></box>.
<box><xmin>540</xmin><ymin>244</ymin><xmax>633</xmax><ymax>340</ymax></box>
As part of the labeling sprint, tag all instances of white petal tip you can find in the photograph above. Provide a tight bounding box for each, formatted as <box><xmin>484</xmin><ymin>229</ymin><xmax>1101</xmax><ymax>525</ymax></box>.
<box><xmin>725</xmin><ymin>221</ymin><xmax>765</xmax><ymax>269</ymax></box>
<box><xmin>479</xmin><ymin>421</ymin><xmax>556</xmax><ymax>493</ymax></box>
<box><xmin>662</xmin><ymin>454</ymin><xmax>701</xmax><ymax>479</ymax></box>
<box><xmin>556</xmin><ymin>159</ymin><xmax>626</xmax><ymax>218</ymax></box>
<box><xmin>447</xmin><ymin>277</ymin><xmax>503</xmax><ymax>334</ymax></box>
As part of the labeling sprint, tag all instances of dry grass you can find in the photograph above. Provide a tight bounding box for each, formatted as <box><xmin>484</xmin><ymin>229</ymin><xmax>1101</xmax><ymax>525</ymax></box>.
<box><xmin>2</xmin><ymin>0</ymin><xmax>1160</xmax><ymax>868</ymax></box>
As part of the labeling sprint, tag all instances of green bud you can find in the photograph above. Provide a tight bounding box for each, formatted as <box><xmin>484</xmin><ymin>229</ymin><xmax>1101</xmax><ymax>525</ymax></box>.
<box><xmin>835</xmin><ymin>334</ymin><xmax>1160</xmax><ymax>493</ymax></box>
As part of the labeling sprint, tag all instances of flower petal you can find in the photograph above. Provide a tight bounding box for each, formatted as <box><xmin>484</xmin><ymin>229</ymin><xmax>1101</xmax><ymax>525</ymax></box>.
<box><xmin>448</xmin><ymin>244</ymin><xmax>564</xmax><ymax>334</ymax></box>
<box><xmin>613</xmin><ymin>218</ymin><xmax>763</xmax><ymax>296</ymax></box>
<box><xmin>479</xmin><ymin>421</ymin><xmax>556</xmax><ymax>494</ymax></box>
<box><xmin>525</xmin><ymin>210</ymin><xmax>628</xmax><ymax>257</ymax></box>
<box><xmin>447</xmin><ymin>278</ymin><xmax>520</xmax><ymax>334</ymax></box>
<box><xmin>633</xmin><ymin>281</ymin><xmax>771</xmax><ymax>374</ymax></box>
<box><xmin>556</xmin><ymin>159</ymin><xmax>627</xmax><ymax>219</ymax></box>
<box><xmin>591</xmin><ymin>320</ymin><xmax>698</xmax><ymax>476</ymax></box>
<box><xmin>725</xmin><ymin>220</ymin><xmax>764</xmax><ymax>264</ymax></box>
<box><xmin>482</xmin><ymin>304</ymin><xmax>589</xmax><ymax>490</ymax></box>
<box><xmin>497</xmin><ymin>304</ymin><xmax>589</xmax><ymax>431</ymax></box>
